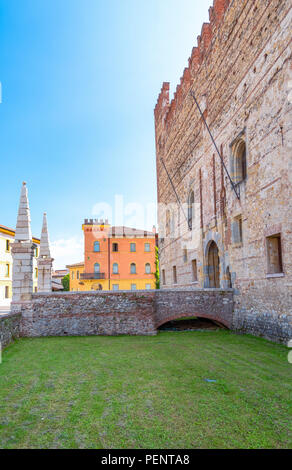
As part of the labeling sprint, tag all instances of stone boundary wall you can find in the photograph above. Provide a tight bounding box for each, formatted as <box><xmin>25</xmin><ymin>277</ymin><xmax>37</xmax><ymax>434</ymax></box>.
<box><xmin>154</xmin><ymin>289</ymin><xmax>234</xmax><ymax>328</ymax></box>
<box><xmin>233</xmin><ymin>293</ymin><xmax>292</xmax><ymax>344</ymax></box>
<box><xmin>0</xmin><ymin>312</ymin><xmax>21</xmax><ymax>348</ymax></box>
<box><xmin>20</xmin><ymin>291</ymin><xmax>157</xmax><ymax>337</ymax></box>
<box><xmin>16</xmin><ymin>289</ymin><xmax>234</xmax><ymax>339</ymax></box>
<box><xmin>9</xmin><ymin>289</ymin><xmax>290</xmax><ymax>343</ymax></box>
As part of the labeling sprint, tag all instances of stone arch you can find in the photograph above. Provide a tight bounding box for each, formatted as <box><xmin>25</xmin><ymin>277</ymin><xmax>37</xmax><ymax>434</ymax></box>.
<box><xmin>155</xmin><ymin>312</ymin><xmax>229</xmax><ymax>329</ymax></box>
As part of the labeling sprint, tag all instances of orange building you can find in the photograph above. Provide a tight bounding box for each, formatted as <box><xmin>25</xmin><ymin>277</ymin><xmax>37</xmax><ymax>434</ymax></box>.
<box><xmin>68</xmin><ymin>219</ymin><xmax>157</xmax><ymax>292</ymax></box>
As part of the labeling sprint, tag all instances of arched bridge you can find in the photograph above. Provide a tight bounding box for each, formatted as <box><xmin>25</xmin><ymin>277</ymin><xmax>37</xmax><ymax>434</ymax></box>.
<box><xmin>154</xmin><ymin>289</ymin><xmax>234</xmax><ymax>330</ymax></box>
<box><xmin>18</xmin><ymin>289</ymin><xmax>234</xmax><ymax>339</ymax></box>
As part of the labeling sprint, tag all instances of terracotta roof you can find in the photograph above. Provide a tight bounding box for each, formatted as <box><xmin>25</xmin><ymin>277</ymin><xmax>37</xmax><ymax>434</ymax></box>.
<box><xmin>66</xmin><ymin>262</ymin><xmax>84</xmax><ymax>268</ymax></box>
<box><xmin>109</xmin><ymin>226</ymin><xmax>155</xmax><ymax>237</ymax></box>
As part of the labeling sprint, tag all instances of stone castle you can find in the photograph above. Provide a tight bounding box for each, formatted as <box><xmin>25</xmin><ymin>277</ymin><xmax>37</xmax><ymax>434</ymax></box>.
<box><xmin>154</xmin><ymin>0</ymin><xmax>292</xmax><ymax>342</ymax></box>
<box><xmin>0</xmin><ymin>0</ymin><xmax>291</xmax><ymax>347</ymax></box>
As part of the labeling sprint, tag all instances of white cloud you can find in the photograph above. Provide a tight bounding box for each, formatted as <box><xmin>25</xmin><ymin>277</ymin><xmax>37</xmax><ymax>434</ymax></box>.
<box><xmin>51</xmin><ymin>237</ymin><xmax>84</xmax><ymax>270</ymax></box>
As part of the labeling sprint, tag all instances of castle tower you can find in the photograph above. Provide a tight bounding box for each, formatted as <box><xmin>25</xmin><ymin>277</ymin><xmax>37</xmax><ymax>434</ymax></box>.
<box><xmin>37</xmin><ymin>212</ymin><xmax>53</xmax><ymax>292</ymax></box>
<box><xmin>11</xmin><ymin>182</ymin><xmax>36</xmax><ymax>304</ymax></box>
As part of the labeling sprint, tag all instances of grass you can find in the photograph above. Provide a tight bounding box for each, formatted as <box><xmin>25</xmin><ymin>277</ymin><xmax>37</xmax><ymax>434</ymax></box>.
<box><xmin>0</xmin><ymin>331</ymin><xmax>291</xmax><ymax>449</ymax></box>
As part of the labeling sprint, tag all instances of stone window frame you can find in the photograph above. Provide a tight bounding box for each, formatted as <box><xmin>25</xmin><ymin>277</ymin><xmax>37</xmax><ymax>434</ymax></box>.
<box><xmin>173</xmin><ymin>266</ymin><xmax>178</xmax><ymax>285</ymax></box>
<box><xmin>183</xmin><ymin>247</ymin><xmax>188</xmax><ymax>263</ymax></box>
<box><xmin>231</xmin><ymin>214</ymin><xmax>243</xmax><ymax>247</ymax></box>
<box><xmin>191</xmin><ymin>259</ymin><xmax>198</xmax><ymax>283</ymax></box>
<box><xmin>130</xmin><ymin>263</ymin><xmax>137</xmax><ymax>274</ymax></box>
<box><xmin>266</xmin><ymin>233</ymin><xmax>284</xmax><ymax>278</ymax></box>
<box><xmin>229</xmin><ymin>129</ymin><xmax>247</xmax><ymax>187</ymax></box>
<box><xmin>187</xmin><ymin>190</ymin><xmax>195</xmax><ymax>231</ymax></box>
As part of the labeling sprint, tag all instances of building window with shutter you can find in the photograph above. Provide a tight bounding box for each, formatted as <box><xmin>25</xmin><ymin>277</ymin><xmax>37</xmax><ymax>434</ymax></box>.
<box><xmin>130</xmin><ymin>263</ymin><xmax>136</xmax><ymax>274</ymax></box>
<box><xmin>94</xmin><ymin>241</ymin><xmax>100</xmax><ymax>252</ymax></box>
<box><xmin>144</xmin><ymin>243</ymin><xmax>150</xmax><ymax>252</ymax></box>
<box><xmin>145</xmin><ymin>263</ymin><xmax>151</xmax><ymax>274</ymax></box>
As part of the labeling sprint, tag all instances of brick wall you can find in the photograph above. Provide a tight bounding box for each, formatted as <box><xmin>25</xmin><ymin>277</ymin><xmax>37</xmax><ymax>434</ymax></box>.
<box><xmin>0</xmin><ymin>312</ymin><xmax>21</xmax><ymax>348</ymax></box>
<box><xmin>20</xmin><ymin>291</ymin><xmax>157</xmax><ymax>337</ymax></box>
<box><xmin>154</xmin><ymin>289</ymin><xmax>234</xmax><ymax>328</ymax></box>
<box><xmin>16</xmin><ymin>289</ymin><xmax>234</xmax><ymax>339</ymax></box>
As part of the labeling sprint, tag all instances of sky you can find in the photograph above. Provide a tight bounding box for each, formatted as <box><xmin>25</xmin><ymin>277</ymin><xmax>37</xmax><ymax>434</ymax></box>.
<box><xmin>0</xmin><ymin>0</ymin><xmax>210</xmax><ymax>268</ymax></box>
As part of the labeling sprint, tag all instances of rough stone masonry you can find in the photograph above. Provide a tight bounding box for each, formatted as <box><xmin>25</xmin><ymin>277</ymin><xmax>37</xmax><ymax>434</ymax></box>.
<box><xmin>154</xmin><ymin>0</ymin><xmax>292</xmax><ymax>343</ymax></box>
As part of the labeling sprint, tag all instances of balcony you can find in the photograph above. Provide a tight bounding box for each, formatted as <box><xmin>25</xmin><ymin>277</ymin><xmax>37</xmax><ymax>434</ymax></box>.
<box><xmin>80</xmin><ymin>273</ymin><xmax>105</xmax><ymax>280</ymax></box>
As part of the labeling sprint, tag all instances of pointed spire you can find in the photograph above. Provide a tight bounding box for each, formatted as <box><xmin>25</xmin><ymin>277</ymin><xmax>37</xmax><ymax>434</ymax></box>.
<box><xmin>39</xmin><ymin>212</ymin><xmax>51</xmax><ymax>258</ymax></box>
<box><xmin>15</xmin><ymin>182</ymin><xmax>32</xmax><ymax>242</ymax></box>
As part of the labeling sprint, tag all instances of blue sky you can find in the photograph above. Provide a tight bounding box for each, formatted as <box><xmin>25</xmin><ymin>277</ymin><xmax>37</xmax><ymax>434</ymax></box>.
<box><xmin>0</xmin><ymin>0</ymin><xmax>210</xmax><ymax>267</ymax></box>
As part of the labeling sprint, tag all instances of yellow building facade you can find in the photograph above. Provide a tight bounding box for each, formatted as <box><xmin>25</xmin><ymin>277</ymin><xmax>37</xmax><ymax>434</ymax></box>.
<box><xmin>0</xmin><ymin>225</ymin><xmax>40</xmax><ymax>307</ymax></box>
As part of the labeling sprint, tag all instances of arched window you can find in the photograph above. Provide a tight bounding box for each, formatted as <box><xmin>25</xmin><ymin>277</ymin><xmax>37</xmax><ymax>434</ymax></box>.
<box><xmin>94</xmin><ymin>263</ymin><xmax>100</xmax><ymax>273</ymax></box>
<box><xmin>188</xmin><ymin>190</ymin><xmax>195</xmax><ymax>231</ymax></box>
<box><xmin>231</xmin><ymin>137</ymin><xmax>247</xmax><ymax>184</ymax></box>
<box><xmin>145</xmin><ymin>263</ymin><xmax>151</xmax><ymax>274</ymax></box>
<box><xmin>113</xmin><ymin>263</ymin><xmax>119</xmax><ymax>274</ymax></box>
<box><xmin>94</xmin><ymin>241</ymin><xmax>100</xmax><ymax>252</ymax></box>
<box><xmin>130</xmin><ymin>263</ymin><xmax>136</xmax><ymax>274</ymax></box>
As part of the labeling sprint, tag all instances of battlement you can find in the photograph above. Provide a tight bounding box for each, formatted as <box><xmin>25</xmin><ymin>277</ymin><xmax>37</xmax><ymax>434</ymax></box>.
<box><xmin>84</xmin><ymin>218</ymin><xmax>110</xmax><ymax>226</ymax></box>
<box><xmin>154</xmin><ymin>0</ymin><xmax>230</xmax><ymax>129</ymax></box>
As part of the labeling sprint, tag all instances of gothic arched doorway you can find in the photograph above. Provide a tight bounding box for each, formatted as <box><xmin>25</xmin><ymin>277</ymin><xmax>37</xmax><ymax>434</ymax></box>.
<box><xmin>208</xmin><ymin>241</ymin><xmax>220</xmax><ymax>288</ymax></box>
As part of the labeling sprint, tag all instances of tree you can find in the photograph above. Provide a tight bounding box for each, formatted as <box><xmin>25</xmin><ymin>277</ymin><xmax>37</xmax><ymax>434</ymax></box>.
<box><xmin>155</xmin><ymin>246</ymin><xmax>160</xmax><ymax>289</ymax></box>
<box><xmin>62</xmin><ymin>274</ymin><xmax>70</xmax><ymax>291</ymax></box>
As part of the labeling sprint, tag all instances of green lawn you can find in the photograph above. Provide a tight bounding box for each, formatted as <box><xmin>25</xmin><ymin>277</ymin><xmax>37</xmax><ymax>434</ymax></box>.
<box><xmin>0</xmin><ymin>331</ymin><xmax>291</xmax><ymax>449</ymax></box>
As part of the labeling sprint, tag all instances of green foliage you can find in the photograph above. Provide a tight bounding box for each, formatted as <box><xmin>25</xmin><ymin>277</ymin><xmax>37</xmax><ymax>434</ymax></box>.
<box><xmin>62</xmin><ymin>274</ymin><xmax>70</xmax><ymax>291</ymax></box>
<box><xmin>155</xmin><ymin>246</ymin><xmax>160</xmax><ymax>289</ymax></box>
<box><xmin>0</xmin><ymin>332</ymin><xmax>291</xmax><ymax>449</ymax></box>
